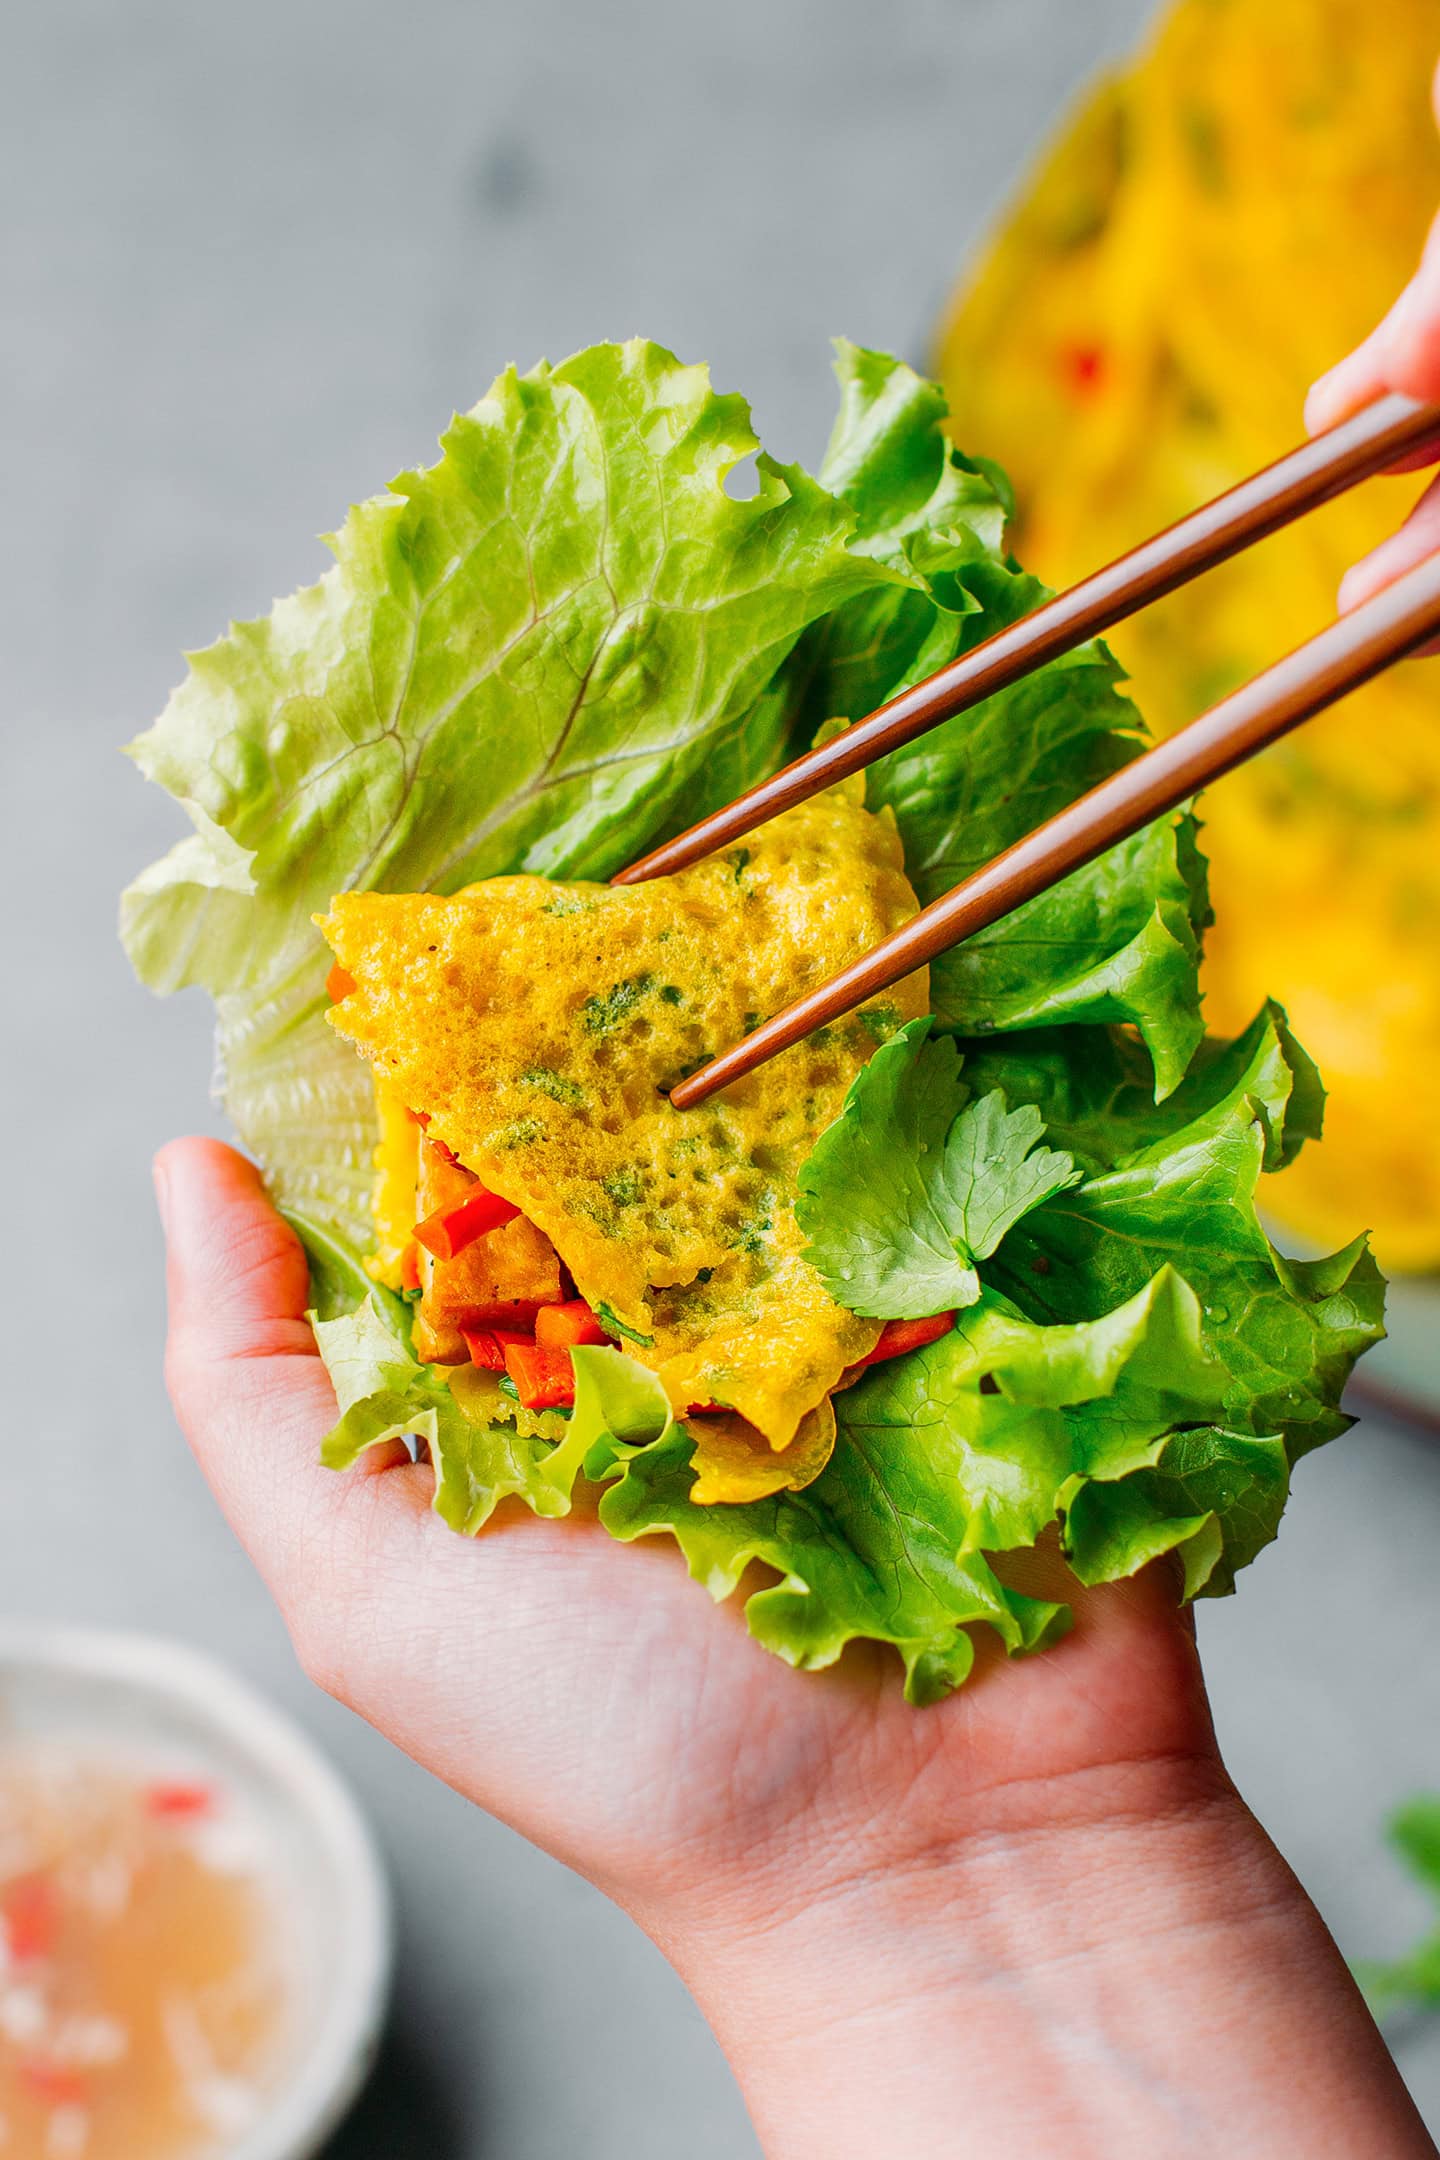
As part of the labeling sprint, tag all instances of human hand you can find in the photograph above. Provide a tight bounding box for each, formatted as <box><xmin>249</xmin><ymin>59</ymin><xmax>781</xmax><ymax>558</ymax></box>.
<box><xmin>155</xmin><ymin>1136</ymin><xmax>1432</xmax><ymax>2158</ymax></box>
<box><xmin>1306</xmin><ymin>62</ymin><xmax>1440</xmax><ymax>620</ymax></box>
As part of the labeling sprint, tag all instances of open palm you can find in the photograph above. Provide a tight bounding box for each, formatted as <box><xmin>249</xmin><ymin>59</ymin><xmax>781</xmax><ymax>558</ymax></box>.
<box><xmin>157</xmin><ymin>1135</ymin><xmax>1223</xmax><ymax>1937</ymax></box>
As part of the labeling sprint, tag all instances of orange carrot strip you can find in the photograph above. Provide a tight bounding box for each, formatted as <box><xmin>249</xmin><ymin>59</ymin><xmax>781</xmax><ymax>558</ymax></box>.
<box><xmin>535</xmin><ymin>1299</ymin><xmax>609</xmax><ymax>1351</ymax></box>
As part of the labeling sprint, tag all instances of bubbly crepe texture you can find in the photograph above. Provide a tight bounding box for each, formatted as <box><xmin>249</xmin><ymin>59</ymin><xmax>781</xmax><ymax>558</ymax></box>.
<box><xmin>319</xmin><ymin>792</ymin><xmax>927</xmax><ymax>1450</ymax></box>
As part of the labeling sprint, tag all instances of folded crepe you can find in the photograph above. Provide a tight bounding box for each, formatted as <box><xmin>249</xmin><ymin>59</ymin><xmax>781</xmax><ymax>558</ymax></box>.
<box><xmin>318</xmin><ymin>790</ymin><xmax>927</xmax><ymax>1500</ymax></box>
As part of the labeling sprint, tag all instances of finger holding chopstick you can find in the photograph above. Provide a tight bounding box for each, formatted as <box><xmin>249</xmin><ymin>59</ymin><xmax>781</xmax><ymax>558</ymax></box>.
<box><xmin>1306</xmin><ymin>56</ymin><xmax>1440</xmax><ymax>630</ymax></box>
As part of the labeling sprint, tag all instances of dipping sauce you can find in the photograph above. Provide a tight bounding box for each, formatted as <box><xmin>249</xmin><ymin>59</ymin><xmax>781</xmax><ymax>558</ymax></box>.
<box><xmin>0</xmin><ymin>1742</ymin><xmax>295</xmax><ymax>2159</ymax></box>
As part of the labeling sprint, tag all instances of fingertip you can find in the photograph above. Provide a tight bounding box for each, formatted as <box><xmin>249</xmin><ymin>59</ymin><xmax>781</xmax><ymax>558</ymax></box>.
<box><xmin>1303</xmin><ymin>371</ymin><xmax>1342</xmax><ymax>438</ymax></box>
<box><xmin>1335</xmin><ymin>560</ymin><xmax>1368</xmax><ymax>615</ymax></box>
<box><xmin>1382</xmin><ymin>290</ymin><xmax>1440</xmax><ymax>406</ymax></box>
<box><xmin>1335</xmin><ymin>467</ymin><xmax>1440</xmax><ymax>619</ymax></box>
<box><xmin>154</xmin><ymin>1134</ymin><xmax>268</xmax><ymax>1207</ymax></box>
<box><xmin>1305</xmin><ymin>341</ymin><xmax>1380</xmax><ymax>436</ymax></box>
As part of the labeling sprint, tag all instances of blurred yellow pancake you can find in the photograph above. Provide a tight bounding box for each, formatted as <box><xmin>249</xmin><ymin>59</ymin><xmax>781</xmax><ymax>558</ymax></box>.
<box><xmin>936</xmin><ymin>0</ymin><xmax>1440</xmax><ymax>1268</ymax></box>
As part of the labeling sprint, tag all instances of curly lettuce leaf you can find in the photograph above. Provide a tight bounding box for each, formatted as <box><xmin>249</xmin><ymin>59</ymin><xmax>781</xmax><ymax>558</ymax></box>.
<box><xmin>1062</xmin><ymin>1427</ymin><xmax>1289</xmax><ymax>1600</ymax></box>
<box><xmin>598</xmin><ymin>1415</ymin><xmax>1068</xmax><ymax>1710</ymax></box>
<box><xmin>831</xmin><ymin>1266</ymin><xmax>1227</xmax><ymax>1557</ymax></box>
<box><xmin>985</xmin><ymin>1012</ymin><xmax>1384</xmax><ymax>1459</ymax></box>
<box><xmin>783</xmin><ymin>343</ymin><xmax>1208</xmax><ymax>1094</ymax></box>
<box><xmin>582</xmin><ymin>1266</ymin><xmax>1228</xmax><ymax>1699</ymax></box>
<box><xmin>956</xmin><ymin>998</ymin><xmax>1324</xmax><ymax>1179</ymax></box>
<box><xmin>122</xmin><ymin>339</ymin><xmax>898</xmax><ymax>1252</ymax></box>
<box><xmin>314</xmin><ymin>1293</ymin><xmax>576</xmax><ymax>1532</ymax></box>
<box><xmin>796</xmin><ymin>1018</ymin><xmax>1076</xmax><ymax>1317</ymax></box>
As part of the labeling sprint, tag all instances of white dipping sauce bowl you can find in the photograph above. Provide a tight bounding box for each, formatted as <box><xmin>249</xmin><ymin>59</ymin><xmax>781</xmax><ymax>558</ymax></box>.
<box><xmin>0</xmin><ymin>1626</ymin><xmax>394</xmax><ymax>2160</ymax></box>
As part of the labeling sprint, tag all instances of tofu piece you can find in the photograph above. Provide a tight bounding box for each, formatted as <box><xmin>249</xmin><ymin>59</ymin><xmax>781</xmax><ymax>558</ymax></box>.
<box><xmin>412</xmin><ymin>1135</ymin><xmax>563</xmax><ymax>1362</ymax></box>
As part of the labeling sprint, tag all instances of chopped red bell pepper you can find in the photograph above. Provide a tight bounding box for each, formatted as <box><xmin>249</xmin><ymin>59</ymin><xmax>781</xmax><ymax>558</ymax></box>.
<box><xmin>18</xmin><ymin>2062</ymin><xmax>89</xmax><ymax>2108</ymax></box>
<box><xmin>326</xmin><ymin>963</ymin><xmax>356</xmax><ymax>1002</ymax></box>
<box><xmin>145</xmin><ymin>1780</ymin><xmax>215</xmax><ymax>1819</ymax></box>
<box><xmin>851</xmin><ymin>1312</ymin><xmax>956</xmax><ymax>1372</ymax></box>
<box><xmin>503</xmin><ymin>1340</ymin><xmax>576</xmax><ymax>1411</ymax></box>
<box><xmin>399</xmin><ymin>1241</ymin><xmax>423</xmax><ymax>1293</ymax></box>
<box><xmin>535</xmin><ymin>1299</ymin><xmax>609</xmax><ymax>1351</ymax></box>
<box><xmin>414</xmin><ymin>1185</ymin><xmax>521</xmax><ymax>1260</ymax></box>
<box><xmin>460</xmin><ymin>1324</ymin><xmax>532</xmax><ymax>1373</ymax></box>
<box><xmin>404</xmin><ymin>1105</ymin><xmax>431</xmax><ymax>1127</ymax></box>
<box><xmin>2</xmin><ymin>1874</ymin><xmax>58</xmax><ymax>1962</ymax></box>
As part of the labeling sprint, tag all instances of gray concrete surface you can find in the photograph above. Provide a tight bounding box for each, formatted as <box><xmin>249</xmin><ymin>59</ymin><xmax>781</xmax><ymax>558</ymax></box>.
<box><xmin>5</xmin><ymin>2</ymin><xmax>1440</xmax><ymax>2152</ymax></box>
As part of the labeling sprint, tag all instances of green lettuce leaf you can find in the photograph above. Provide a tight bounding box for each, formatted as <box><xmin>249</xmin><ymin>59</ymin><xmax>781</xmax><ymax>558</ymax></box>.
<box><xmin>122</xmin><ymin>339</ymin><xmax>898</xmax><ymax>1252</ymax></box>
<box><xmin>783</xmin><ymin>343</ymin><xmax>1208</xmax><ymax>1094</ymax></box>
<box><xmin>123</xmin><ymin>335</ymin><xmax>1382</xmax><ymax>1704</ymax></box>
<box><xmin>796</xmin><ymin>1017</ymin><xmax>1077</xmax><ymax>1316</ymax></box>
<box><xmin>956</xmin><ymin>997</ymin><xmax>1324</xmax><ymax>1179</ymax></box>
<box><xmin>1061</xmin><ymin>1426</ymin><xmax>1289</xmax><ymax>1600</ymax></box>
<box><xmin>1353</xmin><ymin>1797</ymin><xmax>1440</xmax><ymax>2022</ymax></box>
<box><xmin>314</xmin><ymin>1293</ymin><xmax>575</xmax><ymax>1532</ymax></box>
<box><xmin>985</xmin><ymin>1010</ymin><xmax>1384</xmax><ymax>1459</ymax></box>
<box><xmin>599</xmin><ymin>1417</ymin><xmax>1068</xmax><ymax>1711</ymax></box>
<box><xmin>831</xmin><ymin>1266</ymin><xmax>1227</xmax><ymax>1557</ymax></box>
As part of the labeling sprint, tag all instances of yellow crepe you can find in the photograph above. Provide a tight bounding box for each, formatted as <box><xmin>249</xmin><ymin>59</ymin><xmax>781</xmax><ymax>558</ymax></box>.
<box><xmin>318</xmin><ymin>791</ymin><xmax>927</xmax><ymax>1450</ymax></box>
<box><xmin>936</xmin><ymin>0</ymin><xmax>1440</xmax><ymax>1268</ymax></box>
<box><xmin>366</xmin><ymin>1084</ymin><xmax>420</xmax><ymax>1286</ymax></box>
<box><xmin>686</xmin><ymin>1397</ymin><xmax>837</xmax><ymax>1505</ymax></box>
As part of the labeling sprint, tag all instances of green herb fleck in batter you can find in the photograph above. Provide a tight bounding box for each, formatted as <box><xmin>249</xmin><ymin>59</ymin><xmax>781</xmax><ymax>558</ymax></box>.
<box><xmin>519</xmin><ymin>1067</ymin><xmax>586</xmax><ymax>1105</ymax></box>
<box><xmin>595</xmin><ymin>1302</ymin><xmax>655</xmax><ymax>1348</ymax></box>
<box><xmin>581</xmin><ymin>972</ymin><xmax>656</xmax><ymax>1034</ymax></box>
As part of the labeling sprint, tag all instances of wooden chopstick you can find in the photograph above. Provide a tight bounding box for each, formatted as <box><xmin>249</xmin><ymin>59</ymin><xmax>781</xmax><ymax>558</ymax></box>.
<box><xmin>616</xmin><ymin>392</ymin><xmax>1440</xmax><ymax>891</ymax></box>
<box><xmin>667</xmin><ymin>548</ymin><xmax>1440</xmax><ymax>1110</ymax></box>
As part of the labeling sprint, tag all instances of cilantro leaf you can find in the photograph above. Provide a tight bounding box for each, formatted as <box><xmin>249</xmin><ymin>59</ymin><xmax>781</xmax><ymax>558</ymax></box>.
<box><xmin>797</xmin><ymin>1018</ymin><xmax>1078</xmax><ymax>1317</ymax></box>
<box><xmin>939</xmin><ymin>1087</ymin><xmax>1081</xmax><ymax>1267</ymax></box>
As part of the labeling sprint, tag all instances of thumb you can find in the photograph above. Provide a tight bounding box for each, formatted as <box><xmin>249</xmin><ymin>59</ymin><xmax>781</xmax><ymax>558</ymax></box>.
<box><xmin>154</xmin><ymin>1137</ymin><xmax>411</xmax><ymax>1578</ymax></box>
<box><xmin>153</xmin><ymin>1136</ymin><xmax>427</xmax><ymax>1688</ymax></box>
<box><xmin>155</xmin><ymin>1136</ymin><xmax>319</xmax><ymax>1369</ymax></box>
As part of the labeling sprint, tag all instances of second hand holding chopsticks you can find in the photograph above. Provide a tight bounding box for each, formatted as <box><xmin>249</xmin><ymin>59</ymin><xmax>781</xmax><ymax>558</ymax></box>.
<box><xmin>618</xmin><ymin>391</ymin><xmax>1440</xmax><ymax>1111</ymax></box>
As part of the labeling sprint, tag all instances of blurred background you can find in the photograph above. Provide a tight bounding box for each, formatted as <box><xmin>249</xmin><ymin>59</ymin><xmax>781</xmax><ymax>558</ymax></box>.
<box><xmin>3</xmin><ymin>0</ymin><xmax>1440</xmax><ymax>2151</ymax></box>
